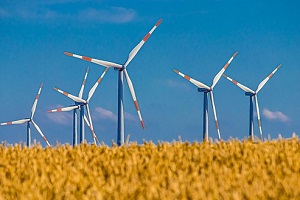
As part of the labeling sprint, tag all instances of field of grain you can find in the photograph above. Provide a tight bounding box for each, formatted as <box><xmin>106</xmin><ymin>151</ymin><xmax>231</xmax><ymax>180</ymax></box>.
<box><xmin>0</xmin><ymin>138</ymin><xmax>299</xmax><ymax>199</ymax></box>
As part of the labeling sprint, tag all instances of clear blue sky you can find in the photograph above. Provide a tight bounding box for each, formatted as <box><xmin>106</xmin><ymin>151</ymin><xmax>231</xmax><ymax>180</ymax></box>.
<box><xmin>0</xmin><ymin>0</ymin><xmax>299</xmax><ymax>146</ymax></box>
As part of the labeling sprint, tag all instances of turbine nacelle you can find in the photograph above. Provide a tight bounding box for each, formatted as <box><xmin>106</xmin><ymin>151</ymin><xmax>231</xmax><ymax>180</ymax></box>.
<box><xmin>114</xmin><ymin>66</ymin><xmax>125</xmax><ymax>71</ymax></box>
<box><xmin>197</xmin><ymin>88</ymin><xmax>211</xmax><ymax>93</ymax></box>
<box><xmin>245</xmin><ymin>92</ymin><xmax>256</xmax><ymax>96</ymax></box>
<box><xmin>75</xmin><ymin>101</ymin><xmax>86</xmax><ymax>106</ymax></box>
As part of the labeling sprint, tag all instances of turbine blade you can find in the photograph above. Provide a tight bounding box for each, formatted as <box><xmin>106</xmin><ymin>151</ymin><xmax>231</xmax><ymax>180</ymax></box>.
<box><xmin>85</xmin><ymin>105</ymin><xmax>100</xmax><ymax>145</ymax></box>
<box><xmin>78</xmin><ymin>67</ymin><xmax>89</xmax><ymax>99</ymax></box>
<box><xmin>64</xmin><ymin>52</ymin><xmax>123</xmax><ymax>69</ymax></box>
<box><xmin>0</xmin><ymin>118</ymin><xmax>30</xmax><ymax>126</ymax></box>
<box><xmin>83</xmin><ymin>114</ymin><xmax>100</xmax><ymax>145</ymax></box>
<box><xmin>173</xmin><ymin>69</ymin><xmax>210</xmax><ymax>90</ymax></box>
<box><xmin>222</xmin><ymin>74</ymin><xmax>255</xmax><ymax>94</ymax></box>
<box><xmin>31</xmin><ymin>83</ymin><xmax>43</xmax><ymax>119</ymax></box>
<box><xmin>87</xmin><ymin>67</ymin><xmax>109</xmax><ymax>102</ymax></box>
<box><xmin>47</xmin><ymin>105</ymin><xmax>79</xmax><ymax>113</ymax></box>
<box><xmin>211</xmin><ymin>52</ymin><xmax>238</xmax><ymax>89</ymax></box>
<box><xmin>209</xmin><ymin>91</ymin><xmax>221</xmax><ymax>140</ymax></box>
<box><xmin>53</xmin><ymin>87</ymin><xmax>86</xmax><ymax>103</ymax></box>
<box><xmin>254</xmin><ymin>95</ymin><xmax>263</xmax><ymax>140</ymax></box>
<box><xmin>124</xmin><ymin>19</ymin><xmax>162</xmax><ymax>67</ymax></box>
<box><xmin>83</xmin><ymin>114</ymin><xmax>90</xmax><ymax>126</ymax></box>
<box><xmin>31</xmin><ymin>120</ymin><xmax>51</xmax><ymax>146</ymax></box>
<box><xmin>124</xmin><ymin>69</ymin><xmax>145</xmax><ymax>129</ymax></box>
<box><xmin>256</xmin><ymin>64</ymin><xmax>282</xmax><ymax>93</ymax></box>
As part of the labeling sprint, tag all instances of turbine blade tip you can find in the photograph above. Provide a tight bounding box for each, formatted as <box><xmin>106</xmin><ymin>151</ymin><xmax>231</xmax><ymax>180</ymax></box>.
<box><xmin>156</xmin><ymin>19</ymin><xmax>163</xmax><ymax>26</ymax></box>
<box><xmin>173</xmin><ymin>69</ymin><xmax>179</xmax><ymax>73</ymax></box>
<box><xmin>141</xmin><ymin>121</ymin><xmax>145</xmax><ymax>129</ymax></box>
<box><xmin>277</xmin><ymin>64</ymin><xmax>282</xmax><ymax>68</ymax></box>
<box><xmin>64</xmin><ymin>52</ymin><xmax>72</xmax><ymax>56</ymax></box>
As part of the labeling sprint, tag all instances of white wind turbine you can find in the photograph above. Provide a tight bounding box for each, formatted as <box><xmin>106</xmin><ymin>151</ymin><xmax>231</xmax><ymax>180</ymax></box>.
<box><xmin>48</xmin><ymin>67</ymin><xmax>89</xmax><ymax>146</ymax></box>
<box><xmin>48</xmin><ymin>67</ymin><xmax>108</xmax><ymax>145</ymax></box>
<box><xmin>173</xmin><ymin>52</ymin><xmax>238</xmax><ymax>141</ymax></box>
<box><xmin>64</xmin><ymin>19</ymin><xmax>162</xmax><ymax>145</ymax></box>
<box><xmin>0</xmin><ymin>83</ymin><xmax>51</xmax><ymax>147</ymax></box>
<box><xmin>222</xmin><ymin>64</ymin><xmax>282</xmax><ymax>140</ymax></box>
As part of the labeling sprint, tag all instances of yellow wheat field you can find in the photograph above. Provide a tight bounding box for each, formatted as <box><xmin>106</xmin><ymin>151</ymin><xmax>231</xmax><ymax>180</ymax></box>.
<box><xmin>0</xmin><ymin>138</ymin><xmax>300</xmax><ymax>199</ymax></box>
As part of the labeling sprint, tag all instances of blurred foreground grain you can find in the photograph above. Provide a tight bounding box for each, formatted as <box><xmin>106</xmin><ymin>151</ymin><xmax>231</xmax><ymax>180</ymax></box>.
<box><xmin>0</xmin><ymin>138</ymin><xmax>299</xmax><ymax>199</ymax></box>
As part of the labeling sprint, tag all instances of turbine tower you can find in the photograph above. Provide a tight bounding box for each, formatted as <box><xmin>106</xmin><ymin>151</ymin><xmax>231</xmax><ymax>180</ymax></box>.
<box><xmin>0</xmin><ymin>83</ymin><xmax>51</xmax><ymax>147</ymax></box>
<box><xmin>222</xmin><ymin>64</ymin><xmax>282</xmax><ymax>140</ymax></box>
<box><xmin>64</xmin><ymin>19</ymin><xmax>162</xmax><ymax>145</ymax></box>
<box><xmin>173</xmin><ymin>52</ymin><xmax>238</xmax><ymax>142</ymax></box>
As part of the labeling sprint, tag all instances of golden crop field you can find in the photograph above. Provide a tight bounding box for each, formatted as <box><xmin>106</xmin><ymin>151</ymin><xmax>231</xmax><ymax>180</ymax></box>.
<box><xmin>0</xmin><ymin>138</ymin><xmax>300</xmax><ymax>200</ymax></box>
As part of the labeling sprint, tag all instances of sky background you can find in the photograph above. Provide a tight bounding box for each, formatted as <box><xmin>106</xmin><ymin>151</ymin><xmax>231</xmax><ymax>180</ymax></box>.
<box><xmin>0</xmin><ymin>0</ymin><xmax>299</xmax><ymax>146</ymax></box>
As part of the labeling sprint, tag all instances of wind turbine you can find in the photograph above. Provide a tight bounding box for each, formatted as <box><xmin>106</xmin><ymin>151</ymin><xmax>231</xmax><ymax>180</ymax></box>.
<box><xmin>173</xmin><ymin>52</ymin><xmax>238</xmax><ymax>142</ymax></box>
<box><xmin>64</xmin><ymin>19</ymin><xmax>162</xmax><ymax>146</ymax></box>
<box><xmin>48</xmin><ymin>67</ymin><xmax>89</xmax><ymax>146</ymax></box>
<box><xmin>0</xmin><ymin>83</ymin><xmax>51</xmax><ymax>147</ymax></box>
<box><xmin>222</xmin><ymin>64</ymin><xmax>282</xmax><ymax>141</ymax></box>
<box><xmin>48</xmin><ymin>67</ymin><xmax>108</xmax><ymax>145</ymax></box>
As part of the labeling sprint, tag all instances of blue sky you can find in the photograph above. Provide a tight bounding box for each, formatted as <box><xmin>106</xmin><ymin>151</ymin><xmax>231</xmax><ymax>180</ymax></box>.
<box><xmin>0</xmin><ymin>0</ymin><xmax>299</xmax><ymax>146</ymax></box>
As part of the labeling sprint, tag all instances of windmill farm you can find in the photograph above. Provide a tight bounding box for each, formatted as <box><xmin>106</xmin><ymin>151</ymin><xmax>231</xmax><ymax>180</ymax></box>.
<box><xmin>1</xmin><ymin>0</ymin><xmax>300</xmax><ymax>198</ymax></box>
<box><xmin>0</xmin><ymin>18</ymin><xmax>286</xmax><ymax>147</ymax></box>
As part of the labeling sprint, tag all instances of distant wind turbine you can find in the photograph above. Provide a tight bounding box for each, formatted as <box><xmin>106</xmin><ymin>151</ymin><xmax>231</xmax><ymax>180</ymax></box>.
<box><xmin>0</xmin><ymin>83</ymin><xmax>51</xmax><ymax>147</ymax></box>
<box><xmin>222</xmin><ymin>64</ymin><xmax>282</xmax><ymax>140</ymax></box>
<box><xmin>48</xmin><ymin>67</ymin><xmax>90</xmax><ymax>146</ymax></box>
<box><xmin>173</xmin><ymin>52</ymin><xmax>238</xmax><ymax>142</ymax></box>
<box><xmin>64</xmin><ymin>19</ymin><xmax>162</xmax><ymax>145</ymax></box>
<box><xmin>48</xmin><ymin>67</ymin><xmax>108</xmax><ymax>145</ymax></box>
